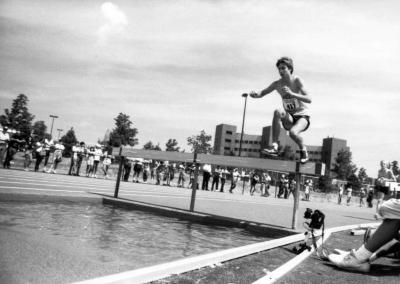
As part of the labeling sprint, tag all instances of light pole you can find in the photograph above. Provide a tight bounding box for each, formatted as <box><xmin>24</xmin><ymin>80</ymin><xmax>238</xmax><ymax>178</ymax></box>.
<box><xmin>57</xmin><ymin>128</ymin><xmax>63</xmax><ymax>140</ymax></box>
<box><xmin>238</xmin><ymin>93</ymin><xmax>248</xmax><ymax>157</ymax></box>
<box><xmin>49</xmin><ymin>115</ymin><xmax>59</xmax><ymax>138</ymax></box>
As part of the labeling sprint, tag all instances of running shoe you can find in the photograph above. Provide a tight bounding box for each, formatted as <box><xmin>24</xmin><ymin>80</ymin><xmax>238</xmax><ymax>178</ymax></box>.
<box><xmin>262</xmin><ymin>145</ymin><xmax>278</xmax><ymax>156</ymax></box>
<box><xmin>328</xmin><ymin>249</ymin><xmax>370</xmax><ymax>273</ymax></box>
<box><xmin>300</xmin><ymin>149</ymin><xmax>309</xmax><ymax>164</ymax></box>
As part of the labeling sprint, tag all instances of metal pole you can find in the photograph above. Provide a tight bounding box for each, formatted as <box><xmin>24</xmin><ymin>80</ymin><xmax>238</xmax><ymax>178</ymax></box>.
<box><xmin>291</xmin><ymin>162</ymin><xmax>301</xmax><ymax>229</ymax></box>
<box><xmin>238</xmin><ymin>93</ymin><xmax>248</xmax><ymax>157</ymax></box>
<box><xmin>57</xmin><ymin>128</ymin><xmax>63</xmax><ymax>139</ymax></box>
<box><xmin>189</xmin><ymin>151</ymin><xmax>198</xmax><ymax>211</ymax></box>
<box><xmin>114</xmin><ymin>147</ymin><xmax>124</xmax><ymax>198</ymax></box>
<box><xmin>49</xmin><ymin>115</ymin><xmax>58</xmax><ymax>138</ymax></box>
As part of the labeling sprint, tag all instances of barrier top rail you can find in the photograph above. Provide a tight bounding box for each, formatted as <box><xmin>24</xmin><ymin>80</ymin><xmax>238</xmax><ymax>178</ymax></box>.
<box><xmin>112</xmin><ymin>147</ymin><xmax>325</xmax><ymax>176</ymax></box>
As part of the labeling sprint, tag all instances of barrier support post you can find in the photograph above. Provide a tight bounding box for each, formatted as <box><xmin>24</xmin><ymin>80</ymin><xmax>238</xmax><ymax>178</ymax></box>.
<box><xmin>292</xmin><ymin>162</ymin><xmax>301</xmax><ymax>230</ymax></box>
<box><xmin>114</xmin><ymin>147</ymin><xmax>124</xmax><ymax>198</ymax></box>
<box><xmin>189</xmin><ymin>151</ymin><xmax>198</xmax><ymax>212</ymax></box>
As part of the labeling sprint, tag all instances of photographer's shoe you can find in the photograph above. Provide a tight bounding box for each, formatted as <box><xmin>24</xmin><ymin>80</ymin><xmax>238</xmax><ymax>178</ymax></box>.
<box><xmin>328</xmin><ymin>249</ymin><xmax>370</xmax><ymax>273</ymax></box>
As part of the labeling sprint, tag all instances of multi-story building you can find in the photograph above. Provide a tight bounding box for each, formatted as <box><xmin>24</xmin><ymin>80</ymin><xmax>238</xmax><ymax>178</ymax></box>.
<box><xmin>213</xmin><ymin>124</ymin><xmax>261</xmax><ymax>158</ymax></box>
<box><xmin>214</xmin><ymin>123</ymin><xmax>349</xmax><ymax>176</ymax></box>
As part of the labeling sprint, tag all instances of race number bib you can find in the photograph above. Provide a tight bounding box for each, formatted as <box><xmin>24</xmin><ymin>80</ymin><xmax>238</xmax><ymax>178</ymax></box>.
<box><xmin>283</xmin><ymin>98</ymin><xmax>300</xmax><ymax>112</ymax></box>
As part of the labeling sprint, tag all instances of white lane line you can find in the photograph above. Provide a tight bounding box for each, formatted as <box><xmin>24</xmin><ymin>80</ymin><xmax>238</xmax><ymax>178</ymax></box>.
<box><xmin>252</xmin><ymin>231</ymin><xmax>332</xmax><ymax>284</ymax></box>
<box><xmin>0</xmin><ymin>175</ymin><xmax>114</xmax><ymax>187</ymax></box>
<box><xmin>0</xmin><ymin>180</ymin><xmax>115</xmax><ymax>191</ymax></box>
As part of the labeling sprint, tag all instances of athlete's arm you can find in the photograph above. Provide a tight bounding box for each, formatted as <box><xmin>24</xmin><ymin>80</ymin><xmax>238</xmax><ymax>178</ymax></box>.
<box><xmin>249</xmin><ymin>81</ymin><xmax>277</xmax><ymax>98</ymax></box>
<box><xmin>283</xmin><ymin>77</ymin><xmax>312</xmax><ymax>103</ymax></box>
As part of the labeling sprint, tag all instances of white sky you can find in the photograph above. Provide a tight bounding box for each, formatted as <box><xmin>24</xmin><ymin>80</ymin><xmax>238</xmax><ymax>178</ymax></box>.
<box><xmin>1</xmin><ymin>0</ymin><xmax>399</xmax><ymax>177</ymax></box>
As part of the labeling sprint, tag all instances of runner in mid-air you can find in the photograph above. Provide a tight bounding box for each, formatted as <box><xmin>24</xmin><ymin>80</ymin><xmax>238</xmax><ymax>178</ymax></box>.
<box><xmin>250</xmin><ymin>57</ymin><xmax>312</xmax><ymax>163</ymax></box>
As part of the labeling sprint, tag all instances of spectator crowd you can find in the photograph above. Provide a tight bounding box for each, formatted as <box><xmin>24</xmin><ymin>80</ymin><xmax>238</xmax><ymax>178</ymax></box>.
<box><xmin>1</xmin><ymin>126</ymin><xmax>399</xmax><ymax>204</ymax></box>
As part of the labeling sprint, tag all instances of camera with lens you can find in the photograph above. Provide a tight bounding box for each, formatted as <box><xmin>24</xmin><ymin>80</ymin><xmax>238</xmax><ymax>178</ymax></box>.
<box><xmin>304</xmin><ymin>208</ymin><xmax>325</xmax><ymax>230</ymax></box>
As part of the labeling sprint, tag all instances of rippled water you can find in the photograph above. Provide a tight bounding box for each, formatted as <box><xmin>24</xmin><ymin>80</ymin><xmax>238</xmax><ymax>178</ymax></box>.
<box><xmin>0</xmin><ymin>200</ymin><xmax>270</xmax><ymax>269</ymax></box>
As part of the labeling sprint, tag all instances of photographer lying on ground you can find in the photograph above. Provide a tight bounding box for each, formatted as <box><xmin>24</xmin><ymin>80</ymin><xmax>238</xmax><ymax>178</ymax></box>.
<box><xmin>328</xmin><ymin>197</ymin><xmax>400</xmax><ymax>272</ymax></box>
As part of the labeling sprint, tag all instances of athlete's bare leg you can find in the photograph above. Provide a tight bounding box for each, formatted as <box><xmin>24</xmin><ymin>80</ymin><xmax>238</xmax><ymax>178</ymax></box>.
<box><xmin>289</xmin><ymin>117</ymin><xmax>308</xmax><ymax>150</ymax></box>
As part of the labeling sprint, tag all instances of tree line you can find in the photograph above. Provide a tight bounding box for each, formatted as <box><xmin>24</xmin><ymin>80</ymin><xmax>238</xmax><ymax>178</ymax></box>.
<box><xmin>0</xmin><ymin>94</ymin><xmax>213</xmax><ymax>156</ymax></box>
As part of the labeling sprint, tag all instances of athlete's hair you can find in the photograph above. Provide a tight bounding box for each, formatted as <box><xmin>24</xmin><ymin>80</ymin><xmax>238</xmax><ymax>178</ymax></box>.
<box><xmin>276</xmin><ymin>57</ymin><xmax>294</xmax><ymax>74</ymax></box>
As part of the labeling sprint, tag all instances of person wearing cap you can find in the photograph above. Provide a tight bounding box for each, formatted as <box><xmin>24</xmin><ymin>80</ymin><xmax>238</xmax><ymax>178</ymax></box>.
<box><xmin>0</xmin><ymin>126</ymin><xmax>10</xmax><ymax>165</ymax></box>
<box><xmin>249</xmin><ymin>57</ymin><xmax>312</xmax><ymax>164</ymax></box>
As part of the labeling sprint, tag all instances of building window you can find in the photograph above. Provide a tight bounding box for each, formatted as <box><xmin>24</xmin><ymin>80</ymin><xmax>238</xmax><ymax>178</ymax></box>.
<box><xmin>234</xmin><ymin>148</ymin><xmax>238</xmax><ymax>151</ymax></box>
<box><xmin>225</xmin><ymin>139</ymin><xmax>231</xmax><ymax>143</ymax></box>
<box><xmin>224</xmin><ymin>147</ymin><xmax>230</xmax><ymax>150</ymax></box>
<box><xmin>235</xmin><ymin>139</ymin><xmax>239</xmax><ymax>143</ymax></box>
<box><xmin>226</xmin><ymin>131</ymin><xmax>233</xmax><ymax>135</ymax></box>
<box><xmin>244</xmin><ymin>140</ymin><xmax>248</xmax><ymax>144</ymax></box>
<box><xmin>249</xmin><ymin>141</ymin><xmax>253</xmax><ymax>144</ymax></box>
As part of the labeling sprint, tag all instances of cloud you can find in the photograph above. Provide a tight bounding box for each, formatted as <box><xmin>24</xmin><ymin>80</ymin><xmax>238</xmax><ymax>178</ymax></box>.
<box><xmin>97</xmin><ymin>2</ymin><xmax>128</xmax><ymax>44</ymax></box>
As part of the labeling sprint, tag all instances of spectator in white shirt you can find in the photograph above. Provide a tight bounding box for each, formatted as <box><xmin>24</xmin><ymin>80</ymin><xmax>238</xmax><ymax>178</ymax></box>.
<box><xmin>93</xmin><ymin>144</ymin><xmax>103</xmax><ymax>178</ymax></box>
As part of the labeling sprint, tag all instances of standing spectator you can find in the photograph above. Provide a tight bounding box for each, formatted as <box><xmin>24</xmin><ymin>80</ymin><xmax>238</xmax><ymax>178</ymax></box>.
<box><xmin>102</xmin><ymin>153</ymin><xmax>112</xmax><ymax>179</ymax></box>
<box><xmin>260</xmin><ymin>172</ymin><xmax>272</xmax><ymax>197</ymax></box>
<box><xmin>278</xmin><ymin>174</ymin><xmax>289</xmax><ymax>198</ymax></box>
<box><xmin>338</xmin><ymin>184</ymin><xmax>344</xmax><ymax>205</ymax></box>
<box><xmin>188</xmin><ymin>165</ymin><xmax>195</xmax><ymax>189</ymax></box>
<box><xmin>46</xmin><ymin>141</ymin><xmax>64</xmax><ymax>174</ymax></box>
<box><xmin>220</xmin><ymin>167</ymin><xmax>228</xmax><ymax>192</ymax></box>
<box><xmin>229</xmin><ymin>168</ymin><xmax>240</xmax><ymax>193</ymax></box>
<box><xmin>123</xmin><ymin>158</ymin><xmax>132</xmax><ymax>182</ymax></box>
<box><xmin>23</xmin><ymin>142</ymin><xmax>33</xmax><ymax>171</ymax></box>
<box><xmin>0</xmin><ymin>126</ymin><xmax>10</xmax><ymax>165</ymax></box>
<box><xmin>169</xmin><ymin>163</ymin><xmax>176</xmax><ymax>186</ymax></box>
<box><xmin>42</xmin><ymin>138</ymin><xmax>54</xmax><ymax>172</ymax></box>
<box><xmin>376</xmin><ymin>161</ymin><xmax>396</xmax><ymax>216</ymax></box>
<box><xmin>177</xmin><ymin>164</ymin><xmax>185</xmax><ymax>187</ymax></box>
<box><xmin>92</xmin><ymin>144</ymin><xmax>103</xmax><ymax>178</ymax></box>
<box><xmin>211</xmin><ymin>166</ymin><xmax>221</xmax><ymax>191</ymax></box>
<box><xmin>249</xmin><ymin>171</ymin><xmax>260</xmax><ymax>196</ymax></box>
<box><xmin>34</xmin><ymin>141</ymin><xmax>45</xmax><ymax>172</ymax></box>
<box><xmin>69</xmin><ymin>142</ymin><xmax>80</xmax><ymax>175</ymax></box>
<box><xmin>201</xmin><ymin>163</ymin><xmax>212</xmax><ymax>190</ymax></box>
<box><xmin>143</xmin><ymin>161</ymin><xmax>151</xmax><ymax>183</ymax></box>
<box><xmin>85</xmin><ymin>146</ymin><xmax>95</xmax><ymax>177</ymax></box>
<box><xmin>288</xmin><ymin>178</ymin><xmax>296</xmax><ymax>199</ymax></box>
<box><xmin>150</xmin><ymin>161</ymin><xmax>156</xmax><ymax>180</ymax></box>
<box><xmin>162</xmin><ymin>161</ymin><xmax>170</xmax><ymax>186</ymax></box>
<box><xmin>75</xmin><ymin>142</ymin><xmax>86</xmax><ymax>176</ymax></box>
<box><xmin>3</xmin><ymin>135</ymin><xmax>21</xmax><ymax>169</ymax></box>
<box><xmin>367</xmin><ymin>186</ymin><xmax>374</xmax><ymax>208</ymax></box>
<box><xmin>132</xmin><ymin>160</ymin><xmax>143</xmax><ymax>183</ymax></box>
<box><xmin>304</xmin><ymin>179</ymin><xmax>311</xmax><ymax>201</ymax></box>
<box><xmin>346</xmin><ymin>185</ymin><xmax>353</xmax><ymax>206</ymax></box>
<box><xmin>359</xmin><ymin>187</ymin><xmax>366</xmax><ymax>207</ymax></box>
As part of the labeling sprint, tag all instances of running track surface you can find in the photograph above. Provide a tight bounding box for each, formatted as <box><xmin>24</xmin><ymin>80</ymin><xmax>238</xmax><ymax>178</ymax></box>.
<box><xmin>0</xmin><ymin>168</ymin><xmax>376</xmax><ymax>230</ymax></box>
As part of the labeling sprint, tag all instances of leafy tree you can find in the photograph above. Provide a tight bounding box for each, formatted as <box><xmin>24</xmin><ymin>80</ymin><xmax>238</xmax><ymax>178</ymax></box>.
<box><xmin>60</xmin><ymin>127</ymin><xmax>78</xmax><ymax>157</ymax></box>
<box><xmin>0</xmin><ymin>94</ymin><xmax>35</xmax><ymax>142</ymax></box>
<box><xmin>165</xmin><ymin>139</ymin><xmax>180</xmax><ymax>152</ymax></box>
<box><xmin>392</xmin><ymin>161</ymin><xmax>399</xmax><ymax>176</ymax></box>
<box><xmin>109</xmin><ymin>113</ymin><xmax>138</xmax><ymax>147</ymax></box>
<box><xmin>143</xmin><ymin>141</ymin><xmax>162</xmax><ymax>151</ymax></box>
<box><xmin>332</xmin><ymin>149</ymin><xmax>357</xmax><ymax>180</ymax></box>
<box><xmin>348</xmin><ymin>173</ymin><xmax>361</xmax><ymax>191</ymax></box>
<box><xmin>31</xmin><ymin>121</ymin><xmax>51</xmax><ymax>142</ymax></box>
<box><xmin>357</xmin><ymin>167</ymin><xmax>368</xmax><ymax>184</ymax></box>
<box><xmin>187</xmin><ymin>130</ymin><xmax>212</xmax><ymax>154</ymax></box>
